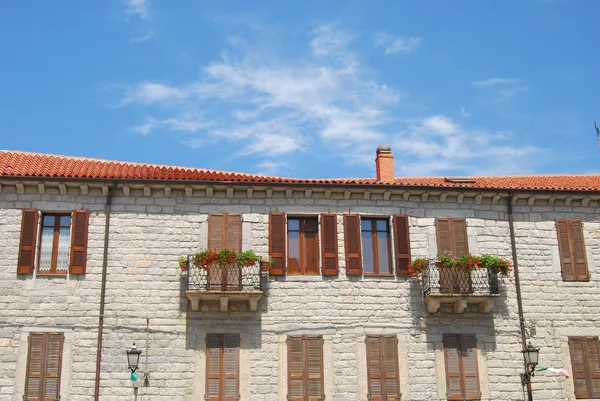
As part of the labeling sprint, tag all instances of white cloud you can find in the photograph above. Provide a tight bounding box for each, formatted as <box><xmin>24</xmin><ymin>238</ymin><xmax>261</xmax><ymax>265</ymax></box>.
<box><xmin>374</xmin><ymin>33</ymin><xmax>421</xmax><ymax>54</ymax></box>
<box><xmin>129</xmin><ymin>31</ymin><xmax>155</xmax><ymax>43</ymax></box>
<box><xmin>460</xmin><ymin>107</ymin><xmax>470</xmax><ymax>118</ymax></box>
<box><xmin>118</xmin><ymin>22</ymin><xmax>542</xmax><ymax>176</ymax></box>
<box><xmin>125</xmin><ymin>0</ymin><xmax>150</xmax><ymax>20</ymax></box>
<box><xmin>472</xmin><ymin>78</ymin><xmax>520</xmax><ymax>87</ymax></box>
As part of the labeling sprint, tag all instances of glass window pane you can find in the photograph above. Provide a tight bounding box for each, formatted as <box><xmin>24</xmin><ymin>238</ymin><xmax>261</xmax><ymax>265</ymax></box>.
<box><xmin>39</xmin><ymin>228</ymin><xmax>54</xmax><ymax>271</ymax></box>
<box><xmin>362</xmin><ymin>231</ymin><xmax>374</xmax><ymax>273</ymax></box>
<box><xmin>60</xmin><ymin>216</ymin><xmax>71</xmax><ymax>226</ymax></box>
<box><xmin>377</xmin><ymin>232</ymin><xmax>391</xmax><ymax>273</ymax></box>
<box><xmin>303</xmin><ymin>218</ymin><xmax>318</xmax><ymax>232</ymax></box>
<box><xmin>56</xmin><ymin>227</ymin><xmax>71</xmax><ymax>271</ymax></box>
<box><xmin>288</xmin><ymin>219</ymin><xmax>300</xmax><ymax>231</ymax></box>
<box><xmin>43</xmin><ymin>215</ymin><xmax>55</xmax><ymax>227</ymax></box>
<box><xmin>361</xmin><ymin>219</ymin><xmax>372</xmax><ymax>231</ymax></box>
<box><xmin>376</xmin><ymin>220</ymin><xmax>387</xmax><ymax>232</ymax></box>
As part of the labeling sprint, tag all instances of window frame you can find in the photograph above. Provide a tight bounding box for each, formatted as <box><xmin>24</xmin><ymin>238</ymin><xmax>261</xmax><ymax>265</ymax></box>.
<box><xmin>24</xmin><ymin>332</ymin><xmax>64</xmax><ymax>401</ymax></box>
<box><xmin>569</xmin><ymin>336</ymin><xmax>600</xmax><ymax>399</ymax></box>
<box><xmin>360</xmin><ymin>217</ymin><xmax>393</xmax><ymax>276</ymax></box>
<box><xmin>443</xmin><ymin>334</ymin><xmax>481</xmax><ymax>401</ymax></box>
<box><xmin>37</xmin><ymin>213</ymin><xmax>71</xmax><ymax>275</ymax></box>
<box><xmin>287</xmin><ymin>335</ymin><xmax>324</xmax><ymax>401</ymax></box>
<box><xmin>557</xmin><ymin>219</ymin><xmax>589</xmax><ymax>282</ymax></box>
<box><xmin>287</xmin><ymin>217</ymin><xmax>320</xmax><ymax>275</ymax></box>
<box><xmin>365</xmin><ymin>335</ymin><xmax>401</xmax><ymax>400</ymax></box>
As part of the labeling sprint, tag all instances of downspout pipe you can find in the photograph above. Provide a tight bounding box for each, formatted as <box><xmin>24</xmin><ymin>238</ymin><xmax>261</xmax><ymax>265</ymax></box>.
<box><xmin>94</xmin><ymin>183</ymin><xmax>117</xmax><ymax>401</ymax></box>
<box><xmin>508</xmin><ymin>193</ymin><xmax>533</xmax><ymax>400</ymax></box>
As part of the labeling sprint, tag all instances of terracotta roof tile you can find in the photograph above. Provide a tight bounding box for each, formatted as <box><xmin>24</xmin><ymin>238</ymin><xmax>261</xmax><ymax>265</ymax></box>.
<box><xmin>1</xmin><ymin>150</ymin><xmax>599</xmax><ymax>192</ymax></box>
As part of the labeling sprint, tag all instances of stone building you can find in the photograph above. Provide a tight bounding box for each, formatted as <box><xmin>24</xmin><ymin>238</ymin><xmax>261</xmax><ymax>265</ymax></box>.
<box><xmin>0</xmin><ymin>148</ymin><xmax>599</xmax><ymax>401</ymax></box>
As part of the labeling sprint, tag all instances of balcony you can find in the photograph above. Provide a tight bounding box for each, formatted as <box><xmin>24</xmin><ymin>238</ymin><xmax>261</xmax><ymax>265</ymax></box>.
<box><xmin>186</xmin><ymin>258</ymin><xmax>266</xmax><ymax>313</ymax></box>
<box><xmin>421</xmin><ymin>262</ymin><xmax>499</xmax><ymax>314</ymax></box>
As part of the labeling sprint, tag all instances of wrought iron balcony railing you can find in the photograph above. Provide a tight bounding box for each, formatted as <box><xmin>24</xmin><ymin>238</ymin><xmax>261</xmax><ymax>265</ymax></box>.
<box><xmin>187</xmin><ymin>257</ymin><xmax>265</xmax><ymax>292</ymax></box>
<box><xmin>422</xmin><ymin>261</ymin><xmax>499</xmax><ymax>298</ymax></box>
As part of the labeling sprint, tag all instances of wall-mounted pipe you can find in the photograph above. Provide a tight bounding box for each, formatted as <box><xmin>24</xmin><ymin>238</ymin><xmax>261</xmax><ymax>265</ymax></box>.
<box><xmin>94</xmin><ymin>183</ymin><xmax>117</xmax><ymax>401</ymax></box>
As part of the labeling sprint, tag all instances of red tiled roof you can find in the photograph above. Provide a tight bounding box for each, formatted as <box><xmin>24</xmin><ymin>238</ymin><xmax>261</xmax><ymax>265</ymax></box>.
<box><xmin>1</xmin><ymin>150</ymin><xmax>599</xmax><ymax>192</ymax></box>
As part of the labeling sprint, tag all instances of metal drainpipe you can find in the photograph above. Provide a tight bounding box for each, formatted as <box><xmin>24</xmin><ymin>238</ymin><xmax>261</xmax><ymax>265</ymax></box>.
<box><xmin>508</xmin><ymin>193</ymin><xmax>533</xmax><ymax>401</ymax></box>
<box><xmin>94</xmin><ymin>183</ymin><xmax>117</xmax><ymax>401</ymax></box>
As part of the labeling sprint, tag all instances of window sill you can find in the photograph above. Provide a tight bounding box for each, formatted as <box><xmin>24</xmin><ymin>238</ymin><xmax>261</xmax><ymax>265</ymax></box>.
<box><xmin>36</xmin><ymin>271</ymin><xmax>68</xmax><ymax>276</ymax></box>
<box><xmin>363</xmin><ymin>273</ymin><xmax>395</xmax><ymax>278</ymax></box>
<box><xmin>283</xmin><ymin>275</ymin><xmax>323</xmax><ymax>282</ymax></box>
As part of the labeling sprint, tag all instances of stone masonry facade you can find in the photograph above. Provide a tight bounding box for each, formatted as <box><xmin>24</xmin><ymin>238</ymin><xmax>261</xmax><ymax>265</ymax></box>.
<box><xmin>0</xmin><ymin>181</ymin><xmax>599</xmax><ymax>401</ymax></box>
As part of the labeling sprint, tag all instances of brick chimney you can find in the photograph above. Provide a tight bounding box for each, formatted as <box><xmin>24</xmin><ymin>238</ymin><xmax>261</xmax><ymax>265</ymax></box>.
<box><xmin>375</xmin><ymin>145</ymin><xmax>394</xmax><ymax>182</ymax></box>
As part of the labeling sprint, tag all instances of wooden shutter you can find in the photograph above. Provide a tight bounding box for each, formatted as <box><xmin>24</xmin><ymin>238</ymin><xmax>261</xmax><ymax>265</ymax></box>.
<box><xmin>306</xmin><ymin>337</ymin><xmax>324</xmax><ymax>400</ymax></box>
<box><xmin>444</xmin><ymin>334</ymin><xmax>462</xmax><ymax>400</ymax></box>
<box><xmin>206</xmin><ymin>334</ymin><xmax>222</xmax><ymax>401</ymax></box>
<box><xmin>344</xmin><ymin>214</ymin><xmax>362</xmax><ymax>275</ymax></box>
<box><xmin>452</xmin><ymin>219</ymin><xmax>469</xmax><ymax>256</ymax></box>
<box><xmin>288</xmin><ymin>337</ymin><xmax>305</xmax><ymax>401</ymax></box>
<box><xmin>366</xmin><ymin>336</ymin><xmax>383</xmax><ymax>401</ymax></box>
<box><xmin>226</xmin><ymin>214</ymin><xmax>242</xmax><ymax>252</ymax></box>
<box><xmin>69</xmin><ymin>210</ymin><xmax>89</xmax><ymax>275</ymax></box>
<box><xmin>18</xmin><ymin>209</ymin><xmax>39</xmax><ymax>274</ymax></box>
<box><xmin>570</xmin><ymin>221</ymin><xmax>589</xmax><ymax>281</ymax></box>
<box><xmin>585</xmin><ymin>338</ymin><xmax>600</xmax><ymax>398</ymax></box>
<box><xmin>304</xmin><ymin>219</ymin><xmax>320</xmax><ymax>275</ymax></box>
<box><xmin>24</xmin><ymin>332</ymin><xmax>63</xmax><ymax>401</ymax></box>
<box><xmin>223</xmin><ymin>334</ymin><xmax>240</xmax><ymax>401</ymax></box>
<box><xmin>269</xmin><ymin>213</ymin><xmax>286</xmax><ymax>275</ymax></box>
<box><xmin>208</xmin><ymin>214</ymin><xmax>225</xmax><ymax>250</ymax></box>
<box><xmin>436</xmin><ymin>218</ymin><xmax>453</xmax><ymax>255</ymax></box>
<box><xmin>382</xmin><ymin>336</ymin><xmax>401</xmax><ymax>401</ymax></box>
<box><xmin>570</xmin><ymin>337</ymin><xmax>591</xmax><ymax>398</ymax></box>
<box><xmin>321</xmin><ymin>214</ymin><xmax>339</xmax><ymax>276</ymax></box>
<box><xmin>461</xmin><ymin>335</ymin><xmax>480</xmax><ymax>400</ymax></box>
<box><xmin>393</xmin><ymin>215</ymin><xmax>411</xmax><ymax>275</ymax></box>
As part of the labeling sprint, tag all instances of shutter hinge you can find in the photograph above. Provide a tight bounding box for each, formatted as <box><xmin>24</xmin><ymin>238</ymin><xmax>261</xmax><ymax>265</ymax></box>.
<box><xmin>286</xmin><ymin>394</ymin><xmax>291</xmax><ymax>401</ymax></box>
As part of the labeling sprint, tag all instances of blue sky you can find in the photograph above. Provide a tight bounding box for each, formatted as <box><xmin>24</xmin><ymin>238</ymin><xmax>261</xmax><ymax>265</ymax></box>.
<box><xmin>1</xmin><ymin>1</ymin><xmax>599</xmax><ymax>178</ymax></box>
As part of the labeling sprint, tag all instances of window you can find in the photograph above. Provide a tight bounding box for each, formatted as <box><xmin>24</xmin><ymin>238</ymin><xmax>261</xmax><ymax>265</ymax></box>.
<box><xmin>443</xmin><ymin>334</ymin><xmax>480</xmax><ymax>400</ymax></box>
<box><xmin>24</xmin><ymin>332</ymin><xmax>63</xmax><ymax>401</ymax></box>
<box><xmin>287</xmin><ymin>218</ymin><xmax>319</xmax><ymax>275</ymax></box>
<box><xmin>361</xmin><ymin>219</ymin><xmax>392</xmax><ymax>275</ymax></box>
<box><xmin>436</xmin><ymin>219</ymin><xmax>470</xmax><ymax>293</ymax></box>
<box><xmin>206</xmin><ymin>334</ymin><xmax>240</xmax><ymax>401</ymax></box>
<box><xmin>287</xmin><ymin>336</ymin><xmax>324</xmax><ymax>401</ymax></box>
<box><xmin>557</xmin><ymin>220</ymin><xmax>589</xmax><ymax>281</ymax></box>
<box><xmin>366</xmin><ymin>335</ymin><xmax>401</xmax><ymax>401</ymax></box>
<box><xmin>38</xmin><ymin>214</ymin><xmax>71</xmax><ymax>274</ymax></box>
<box><xmin>17</xmin><ymin>209</ymin><xmax>89</xmax><ymax>275</ymax></box>
<box><xmin>208</xmin><ymin>213</ymin><xmax>242</xmax><ymax>251</ymax></box>
<box><xmin>569</xmin><ymin>337</ymin><xmax>600</xmax><ymax>399</ymax></box>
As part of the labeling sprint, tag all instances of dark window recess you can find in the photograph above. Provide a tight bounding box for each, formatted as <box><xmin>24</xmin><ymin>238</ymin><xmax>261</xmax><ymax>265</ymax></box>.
<box><xmin>206</xmin><ymin>334</ymin><xmax>240</xmax><ymax>401</ymax></box>
<box><xmin>24</xmin><ymin>332</ymin><xmax>64</xmax><ymax>401</ymax></box>
<box><xmin>557</xmin><ymin>220</ymin><xmax>589</xmax><ymax>281</ymax></box>
<box><xmin>361</xmin><ymin>218</ymin><xmax>392</xmax><ymax>275</ymax></box>
<box><xmin>287</xmin><ymin>336</ymin><xmax>324</xmax><ymax>401</ymax></box>
<box><xmin>443</xmin><ymin>334</ymin><xmax>480</xmax><ymax>400</ymax></box>
<box><xmin>287</xmin><ymin>218</ymin><xmax>319</xmax><ymax>275</ymax></box>
<box><xmin>569</xmin><ymin>337</ymin><xmax>600</xmax><ymax>399</ymax></box>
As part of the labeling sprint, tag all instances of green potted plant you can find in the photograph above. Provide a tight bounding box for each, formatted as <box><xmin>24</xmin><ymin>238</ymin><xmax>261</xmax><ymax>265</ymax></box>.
<box><xmin>178</xmin><ymin>256</ymin><xmax>189</xmax><ymax>272</ymax></box>
<box><xmin>260</xmin><ymin>256</ymin><xmax>274</xmax><ymax>273</ymax></box>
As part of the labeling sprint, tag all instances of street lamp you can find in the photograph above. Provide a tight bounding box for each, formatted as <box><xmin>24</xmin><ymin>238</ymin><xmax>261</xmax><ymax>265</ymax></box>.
<box><xmin>520</xmin><ymin>342</ymin><xmax>540</xmax><ymax>401</ymax></box>
<box><xmin>126</xmin><ymin>343</ymin><xmax>142</xmax><ymax>373</ymax></box>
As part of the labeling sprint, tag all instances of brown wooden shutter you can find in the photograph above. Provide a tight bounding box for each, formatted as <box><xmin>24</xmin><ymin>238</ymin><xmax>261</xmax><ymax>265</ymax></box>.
<box><xmin>436</xmin><ymin>218</ymin><xmax>452</xmax><ymax>255</ymax></box>
<box><xmin>570</xmin><ymin>337</ymin><xmax>591</xmax><ymax>398</ymax></box>
<box><xmin>24</xmin><ymin>332</ymin><xmax>63</xmax><ymax>401</ymax></box>
<box><xmin>556</xmin><ymin>220</ymin><xmax>575</xmax><ymax>280</ymax></box>
<box><xmin>321</xmin><ymin>214</ymin><xmax>339</xmax><ymax>276</ymax></box>
<box><xmin>393</xmin><ymin>215</ymin><xmax>411</xmax><ymax>275</ymax></box>
<box><xmin>18</xmin><ymin>209</ymin><xmax>39</xmax><ymax>274</ymax></box>
<box><xmin>382</xmin><ymin>336</ymin><xmax>401</xmax><ymax>401</ymax></box>
<box><xmin>585</xmin><ymin>338</ymin><xmax>600</xmax><ymax>398</ymax></box>
<box><xmin>208</xmin><ymin>214</ymin><xmax>225</xmax><ymax>250</ymax></box>
<box><xmin>461</xmin><ymin>335</ymin><xmax>480</xmax><ymax>400</ymax></box>
<box><xmin>206</xmin><ymin>334</ymin><xmax>222</xmax><ymax>401</ymax></box>
<box><xmin>288</xmin><ymin>336</ymin><xmax>305</xmax><ymax>401</ymax></box>
<box><xmin>226</xmin><ymin>214</ymin><xmax>242</xmax><ymax>252</ymax></box>
<box><xmin>304</xmin><ymin>219</ymin><xmax>320</xmax><ymax>275</ymax></box>
<box><xmin>570</xmin><ymin>220</ymin><xmax>589</xmax><ymax>281</ymax></box>
<box><xmin>306</xmin><ymin>337</ymin><xmax>324</xmax><ymax>400</ymax></box>
<box><xmin>444</xmin><ymin>334</ymin><xmax>462</xmax><ymax>400</ymax></box>
<box><xmin>344</xmin><ymin>214</ymin><xmax>362</xmax><ymax>275</ymax></box>
<box><xmin>223</xmin><ymin>334</ymin><xmax>240</xmax><ymax>401</ymax></box>
<box><xmin>269</xmin><ymin>213</ymin><xmax>286</xmax><ymax>275</ymax></box>
<box><xmin>452</xmin><ymin>219</ymin><xmax>469</xmax><ymax>256</ymax></box>
<box><xmin>366</xmin><ymin>336</ymin><xmax>383</xmax><ymax>401</ymax></box>
<box><xmin>69</xmin><ymin>210</ymin><xmax>89</xmax><ymax>275</ymax></box>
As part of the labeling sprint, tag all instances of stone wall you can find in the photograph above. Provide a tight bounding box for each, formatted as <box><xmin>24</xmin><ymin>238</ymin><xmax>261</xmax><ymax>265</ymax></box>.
<box><xmin>0</xmin><ymin>184</ymin><xmax>598</xmax><ymax>400</ymax></box>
